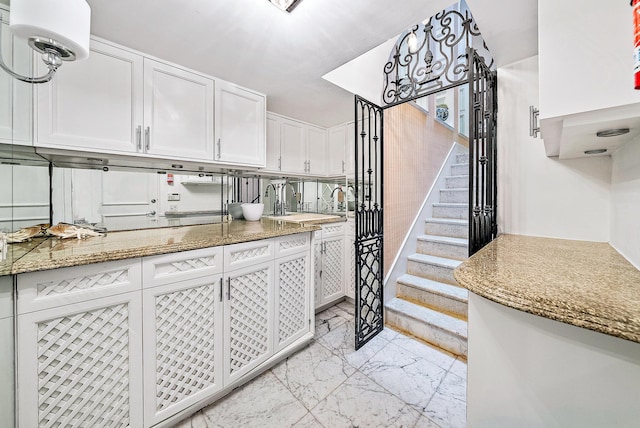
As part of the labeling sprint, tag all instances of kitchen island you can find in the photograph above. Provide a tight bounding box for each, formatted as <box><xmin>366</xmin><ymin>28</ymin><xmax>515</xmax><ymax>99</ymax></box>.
<box><xmin>454</xmin><ymin>234</ymin><xmax>640</xmax><ymax>428</ymax></box>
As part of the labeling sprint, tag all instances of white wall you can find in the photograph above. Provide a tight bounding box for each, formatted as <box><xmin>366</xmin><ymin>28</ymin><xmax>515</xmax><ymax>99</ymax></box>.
<box><xmin>497</xmin><ymin>56</ymin><xmax>611</xmax><ymax>242</ymax></box>
<box><xmin>611</xmin><ymin>140</ymin><xmax>640</xmax><ymax>268</ymax></box>
<box><xmin>468</xmin><ymin>293</ymin><xmax>640</xmax><ymax>428</ymax></box>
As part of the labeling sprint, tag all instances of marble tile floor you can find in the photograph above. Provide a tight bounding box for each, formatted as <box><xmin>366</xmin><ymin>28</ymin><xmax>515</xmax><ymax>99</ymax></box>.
<box><xmin>175</xmin><ymin>300</ymin><xmax>467</xmax><ymax>428</ymax></box>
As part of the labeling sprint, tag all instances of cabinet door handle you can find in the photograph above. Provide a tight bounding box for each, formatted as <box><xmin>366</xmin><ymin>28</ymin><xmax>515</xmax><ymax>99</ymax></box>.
<box><xmin>342</xmin><ymin>160</ymin><xmax>345</xmax><ymax>173</ymax></box>
<box><xmin>307</xmin><ymin>160</ymin><xmax>311</xmax><ymax>172</ymax></box>
<box><xmin>144</xmin><ymin>126</ymin><xmax>150</xmax><ymax>151</ymax></box>
<box><xmin>227</xmin><ymin>277</ymin><xmax>231</xmax><ymax>300</ymax></box>
<box><xmin>136</xmin><ymin>125</ymin><xmax>142</xmax><ymax>151</ymax></box>
<box><xmin>217</xmin><ymin>138</ymin><xmax>221</xmax><ymax>159</ymax></box>
<box><xmin>278</xmin><ymin>156</ymin><xmax>281</xmax><ymax>171</ymax></box>
<box><xmin>219</xmin><ymin>277</ymin><xmax>223</xmax><ymax>302</ymax></box>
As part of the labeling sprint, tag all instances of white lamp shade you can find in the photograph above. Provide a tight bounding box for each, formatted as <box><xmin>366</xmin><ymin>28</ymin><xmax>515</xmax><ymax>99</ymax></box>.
<box><xmin>9</xmin><ymin>0</ymin><xmax>91</xmax><ymax>60</ymax></box>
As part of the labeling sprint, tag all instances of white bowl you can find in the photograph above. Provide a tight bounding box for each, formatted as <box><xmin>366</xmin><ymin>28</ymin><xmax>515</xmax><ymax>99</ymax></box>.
<box><xmin>241</xmin><ymin>203</ymin><xmax>264</xmax><ymax>221</ymax></box>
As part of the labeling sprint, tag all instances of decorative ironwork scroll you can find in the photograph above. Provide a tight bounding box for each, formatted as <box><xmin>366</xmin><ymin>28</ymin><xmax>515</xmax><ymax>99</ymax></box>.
<box><xmin>382</xmin><ymin>0</ymin><xmax>493</xmax><ymax>107</ymax></box>
<box><xmin>468</xmin><ymin>50</ymin><xmax>497</xmax><ymax>256</ymax></box>
<box><xmin>354</xmin><ymin>95</ymin><xmax>384</xmax><ymax>350</ymax></box>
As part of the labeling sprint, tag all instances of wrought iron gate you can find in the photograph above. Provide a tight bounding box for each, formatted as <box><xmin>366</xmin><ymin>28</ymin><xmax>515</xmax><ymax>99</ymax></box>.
<box><xmin>353</xmin><ymin>0</ymin><xmax>497</xmax><ymax>348</ymax></box>
<box><xmin>468</xmin><ymin>50</ymin><xmax>497</xmax><ymax>256</ymax></box>
<box><xmin>354</xmin><ymin>95</ymin><xmax>384</xmax><ymax>350</ymax></box>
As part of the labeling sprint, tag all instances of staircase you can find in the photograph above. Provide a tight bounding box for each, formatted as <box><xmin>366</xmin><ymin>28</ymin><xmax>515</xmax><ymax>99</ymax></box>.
<box><xmin>385</xmin><ymin>150</ymin><xmax>469</xmax><ymax>358</ymax></box>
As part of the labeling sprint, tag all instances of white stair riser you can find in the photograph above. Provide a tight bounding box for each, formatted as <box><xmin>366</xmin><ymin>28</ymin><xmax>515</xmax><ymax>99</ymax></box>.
<box><xmin>445</xmin><ymin>176</ymin><xmax>469</xmax><ymax>189</ymax></box>
<box><xmin>385</xmin><ymin>308</ymin><xmax>467</xmax><ymax>357</ymax></box>
<box><xmin>456</xmin><ymin>153</ymin><xmax>469</xmax><ymax>164</ymax></box>
<box><xmin>417</xmin><ymin>240</ymin><xmax>468</xmax><ymax>260</ymax></box>
<box><xmin>440</xmin><ymin>189</ymin><xmax>468</xmax><ymax>203</ymax></box>
<box><xmin>424</xmin><ymin>222</ymin><xmax>468</xmax><ymax>239</ymax></box>
<box><xmin>433</xmin><ymin>205</ymin><xmax>468</xmax><ymax>220</ymax></box>
<box><xmin>451</xmin><ymin>164</ymin><xmax>468</xmax><ymax>176</ymax></box>
<box><xmin>397</xmin><ymin>282</ymin><xmax>468</xmax><ymax>318</ymax></box>
<box><xmin>407</xmin><ymin>259</ymin><xmax>457</xmax><ymax>284</ymax></box>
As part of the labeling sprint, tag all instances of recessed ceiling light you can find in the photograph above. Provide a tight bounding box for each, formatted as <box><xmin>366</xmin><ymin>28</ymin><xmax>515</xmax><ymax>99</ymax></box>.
<box><xmin>596</xmin><ymin>128</ymin><xmax>629</xmax><ymax>137</ymax></box>
<box><xmin>584</xmin><ymin>149</ymin><xmax>607</xmax><ymax>155</ymax></box>
<box><xmin>268</xmin><ymin>0</ymin><xmax>302</xmax><ymax>12</ymax></box>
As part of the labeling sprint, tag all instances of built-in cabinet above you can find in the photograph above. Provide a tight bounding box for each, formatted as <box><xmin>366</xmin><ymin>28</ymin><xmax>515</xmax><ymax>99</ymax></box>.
<box><xmin>214</xmin><ymin>81</ymin><xmax>266</xmax><ymax>166</ymax></box>
<box><xmin>32</xmin><ymin>37</ymin><xmax>265</xmax><ymax>168</ymax></box>
<box><xmin>264</xmin><ymin>112</ymin><xmax>360</xmax><ymax>178</ymax></box>
<box><xmin>265</xmin><ymin>112</ymin><xmax>329</xmax><ymax>176</ymax></box>
<box><xmin>538</xmin><ymin>0</ymin><xmax>640</xmax><ymax>159</ymax></box>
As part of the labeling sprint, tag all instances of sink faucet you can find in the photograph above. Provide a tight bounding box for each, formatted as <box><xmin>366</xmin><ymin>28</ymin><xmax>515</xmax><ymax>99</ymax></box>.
<box><xmin>264</xmin><ymin>183</ymin><xmax>282</xmax><ymax>216</ymax></box>
<box><xmin>330</xmin><ymin>186</ymin><xmax>345</xmax><ymax>211</ymax></box>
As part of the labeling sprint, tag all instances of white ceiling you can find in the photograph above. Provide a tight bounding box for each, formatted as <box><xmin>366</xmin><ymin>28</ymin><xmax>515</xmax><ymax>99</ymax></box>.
<box><xmin>86</xmin><ymin>0</ymin><xmax>538</xmax><ymax>128</ymax></box>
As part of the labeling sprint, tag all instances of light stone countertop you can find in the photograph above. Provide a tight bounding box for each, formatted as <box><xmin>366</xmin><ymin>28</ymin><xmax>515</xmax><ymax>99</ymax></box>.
<box><xmin>8</xmin><ymin>219</ymin><xmax>321</xmax><ymax>275</ymax></box>
<box><xmin>454</xmin><ymin>234</ymin><xmax>640</xmax><ymax>343</ymax></box>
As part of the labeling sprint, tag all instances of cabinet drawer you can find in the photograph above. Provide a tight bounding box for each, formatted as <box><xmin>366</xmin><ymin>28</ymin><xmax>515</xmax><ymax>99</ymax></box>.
<box><xmin>274</xmin><ymin>233</ymin><xmax>310</xmax><ymax>258</ymax></box>
<box><xmin>224</xmin><ymin>239</ymin><xmax>274</xmax><ymax>272</ymax></box>
<box><xmin>142</xmin><ymin>246</ymin><xmax>223</xmax><ymax>288</ymax></box>
<box><xmin>17</xmin><ymin>259</ymin><xmax>142</xmax><ymax>314</ymax></box>
<box><xmin>320</xmin><ymin>223</ymin><xmax>345</xmax><ymax>238</ymax></box>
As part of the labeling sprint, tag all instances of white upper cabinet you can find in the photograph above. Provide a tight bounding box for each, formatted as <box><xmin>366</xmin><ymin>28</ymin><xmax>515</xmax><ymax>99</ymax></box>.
<box><xmin>36</xmin><ymin>39</ymin><xmax>143</xmax><ymax>154</ymax></box>
<box><xmin>214</xmin><ymin>81</ymin><xmax>266</xmax><ymax>166</ymax></box>
<box><xmin>328</xmin><ymin>125</ymin><xmax>347</xmax><ymax>176</ymax></box>
<box><xmin>345</xmin><ymin>121</ymin><xmax>358</xmax><ymax>177</ymax></box>
<box><xmin>34</xmin><ymin>36</ymin><xmax>266</xmax><ymax>167</ymax></box>
<box><xmin>264</xmin><ymin>112</ymin><xmax>331</xmax><ymax>176</ymax></box>
<box><xmin>280</xmin><ymin>117</ymin><xmax>307</xmax><ymax>174</ymax></box>
<box><xmin>306</xmin><ymin>125</ymin><xmax>327</xmax><ymax>175</ymax></box>
<box><xmin>0</xmin><ymin>11</ymin><xmax>32</xmax><ymax>146</ymax></box>
<box><xmin>265</xmin><ymin>114</ymin><xmax>281</xmax><ymax>170</ymax></box>
<box><xmin>143</xmin><ymin>58</ymin><xmax>214</xmax><ymax>160</ymax></box>
<box><xmin>539</xmin><ymin>0</ymin><xmax>640</xmax><ymax>158</ymax></box>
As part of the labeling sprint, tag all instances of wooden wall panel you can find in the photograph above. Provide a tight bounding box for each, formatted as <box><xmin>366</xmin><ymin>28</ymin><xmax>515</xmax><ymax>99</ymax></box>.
<box><xmin>383</xmin><ymin>100</ymin><xmax>456</xmax><ymax>275</ymax></box>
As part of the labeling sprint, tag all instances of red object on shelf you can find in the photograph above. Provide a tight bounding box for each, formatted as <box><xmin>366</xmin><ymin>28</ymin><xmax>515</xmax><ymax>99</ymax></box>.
<box><xmin>167</xmin><ymin>173</ymin><xmax>174</xmax><ymax>185</ymax></box>
<box><xmin>633</xmin><ymin>0</ymin><xmax>640</xmax><ymax>89</ymax></box>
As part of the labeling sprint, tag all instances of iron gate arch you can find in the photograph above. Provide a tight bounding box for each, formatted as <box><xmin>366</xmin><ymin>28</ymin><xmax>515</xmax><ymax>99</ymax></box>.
<box><xmin>353</xmin><ymin>0</ymin><xmax>497</xmax><ymax>349</ymax></box>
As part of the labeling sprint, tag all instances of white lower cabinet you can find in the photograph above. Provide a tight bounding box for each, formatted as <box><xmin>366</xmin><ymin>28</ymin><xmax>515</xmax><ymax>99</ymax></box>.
<box><xmin>314</xmin><ymin>223</ymin><xmax>346</xmax><ymax>309</ymax></box>
<box><xmin>346</xmin><ymin>219</ymin><xmax>356</xmax><ymax>300</ymax></box>
<box><xmin>17</xmin><ymin>290</ymin><xmax>144</xmax><ymax>428</ymax></box>
<box><xmin>223</xmin><ymin>260</ymin><xmax>274</xmax><ymax>385</ymax></box>
<box><xmin>16</xmin><ymin>233</ymin><xmax>312</xmax><ymax>427</ymax></box>
<box><xmin>142</xmin><ymin>275</ymin><xmax>224</xmax><ymax>427</ymax></box>
<box><xmin>275</xmin><ymin>251</ymin><xmax>311</xmax><ymax>352</ymax></box>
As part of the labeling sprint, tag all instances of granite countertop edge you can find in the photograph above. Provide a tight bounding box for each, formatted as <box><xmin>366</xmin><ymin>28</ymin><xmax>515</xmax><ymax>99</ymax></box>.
<box><xmin>454</xmin><ymin>234</ymin><xmax>640</xmax><ymax>344</ymax></box>
<box><xmin>7</xmin><ymin>219</ymin><xmax>324</xmax><ymax>275</ymax></box>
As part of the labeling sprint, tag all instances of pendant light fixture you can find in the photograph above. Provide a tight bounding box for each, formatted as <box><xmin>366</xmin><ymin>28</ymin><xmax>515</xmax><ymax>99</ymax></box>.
<box><xmin>0</xmin><ymin>0</ymin><xmax>91</xmax><ymax>84</ymax></box>
<box><xmin>268</xmin><ymin>0</ymin><xmax>302</xmax><ymax>13</ymax></box>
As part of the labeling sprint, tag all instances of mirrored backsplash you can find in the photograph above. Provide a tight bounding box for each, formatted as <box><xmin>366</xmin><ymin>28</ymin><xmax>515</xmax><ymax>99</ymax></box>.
<box><xmin>1</xmin><ymin>158</ymin><xmax>355</xmax><ymax>234</ymax></box>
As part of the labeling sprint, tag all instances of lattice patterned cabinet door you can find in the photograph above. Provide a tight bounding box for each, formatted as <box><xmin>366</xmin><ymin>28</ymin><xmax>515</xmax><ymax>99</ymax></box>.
<box><xmin>321</xmin><ymin>235</ymin><xmax>345</xmax><ymax>304</ymax></box>
<box><xmin>17</xmin><ymin>291</ymin><xmax>144</xmax><ymax>428</ymax></box>
<box><xmin>223</xmin><ymin>261</ymin><xmax>274</xmax><ymax>385</ymax></box>
<box><xmin>142</xmin><ymin>275</ymin><xmax>223</xmax><ymax>426</ymax></box>
<box><xmin>275</xmin><ymin>253</ymin><xmax>310</xmax><ymax>352</ymax></box>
